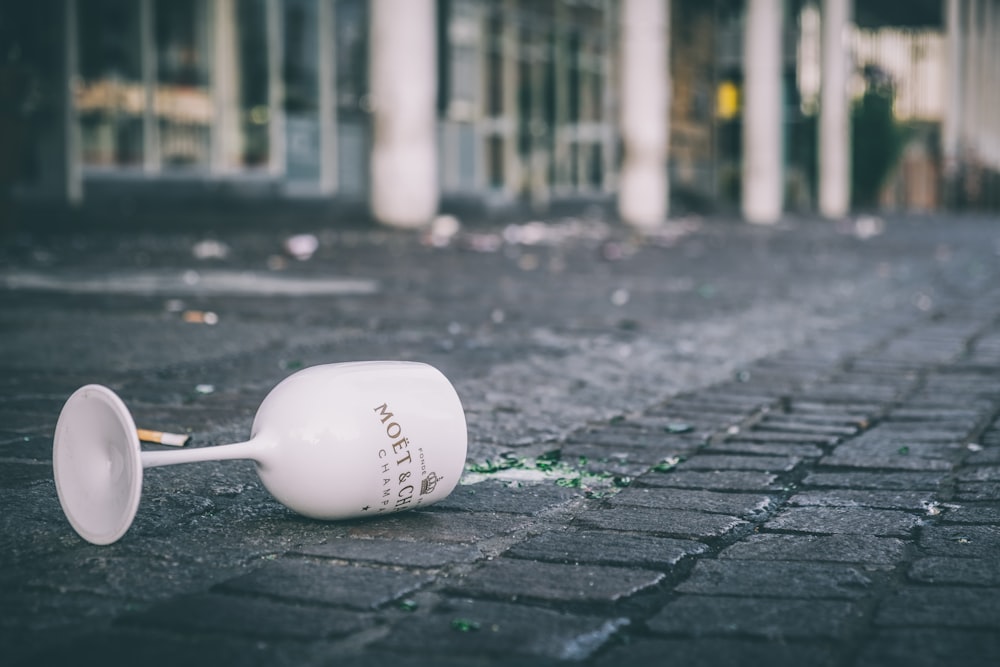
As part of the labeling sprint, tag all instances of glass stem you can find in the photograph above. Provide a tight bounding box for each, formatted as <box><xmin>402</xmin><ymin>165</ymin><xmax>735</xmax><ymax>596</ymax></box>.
<box><xmin>141</xmin><ymin>436</ymin><xmax>271</xmax><ymax>469</ymax></box>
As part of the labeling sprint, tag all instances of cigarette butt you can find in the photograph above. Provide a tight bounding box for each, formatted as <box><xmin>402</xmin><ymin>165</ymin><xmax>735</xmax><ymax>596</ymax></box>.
<box><xmin>137</xmin><ymin>428</ymin><xmax>190</xmax><ymax>447</ymax></box>
<box><xmin>182</xmin><ymin>310</ymin><xmax>219</xmax><ymax>325</ymax></box>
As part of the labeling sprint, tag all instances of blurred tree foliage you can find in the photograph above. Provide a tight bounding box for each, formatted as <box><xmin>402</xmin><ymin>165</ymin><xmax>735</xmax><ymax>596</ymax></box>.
<box><xmin>850</xmin><ymin>71</ymin><xmax>908</xmax><ymax>208</ymax></box>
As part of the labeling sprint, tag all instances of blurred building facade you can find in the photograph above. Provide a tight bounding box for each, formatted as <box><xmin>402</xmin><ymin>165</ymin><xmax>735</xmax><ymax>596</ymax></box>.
<box><xmin>2</xmin><ymin>0</ymin><xmax>997</xmax><ymax>228</ymax></box>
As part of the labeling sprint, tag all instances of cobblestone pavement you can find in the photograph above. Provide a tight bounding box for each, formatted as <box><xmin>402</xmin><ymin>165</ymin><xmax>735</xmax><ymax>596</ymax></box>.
<box><xmin>2</xmin><ymin>212</ymin><xmax>1000</xmax><ymax>666</ymax></box>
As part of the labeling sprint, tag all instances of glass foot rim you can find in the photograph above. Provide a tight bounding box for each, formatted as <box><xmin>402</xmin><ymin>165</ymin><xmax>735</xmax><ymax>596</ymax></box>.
<box><xmin>53</xmin><ymin>384</ymin><xmax>143</xmax><ymax>545</ymax></box>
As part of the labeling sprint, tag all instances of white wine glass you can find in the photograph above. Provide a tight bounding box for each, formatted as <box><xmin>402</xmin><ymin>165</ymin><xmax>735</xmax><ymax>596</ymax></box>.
<box><xmin>52</xmin><ymin>361</ymin><xmax>468</xmax><ymax>545</ymax></box>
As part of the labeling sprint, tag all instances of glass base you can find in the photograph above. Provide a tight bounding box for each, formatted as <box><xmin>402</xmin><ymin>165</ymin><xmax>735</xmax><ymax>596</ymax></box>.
<box><xmin>53</xmin><ymin>385</ymin><xmax>143</xmax><ymax>545</ymax></box>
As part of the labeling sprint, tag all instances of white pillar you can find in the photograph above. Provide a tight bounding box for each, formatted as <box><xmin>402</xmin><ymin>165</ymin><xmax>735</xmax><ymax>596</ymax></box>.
<box><xmin>618</xmin><ymin>0</ymin><xmax>670</xmax><ymax>230</ymax></box>
<box><xmin>266</xmin><ymin>0</ymin><xmax>285</xmax><ymax>177</ymax></box>
<box><xmin>742</xmin><ymin>0</ymin><xmax>784</xmax><ymax>224</ymax></box>
<box><xmin>972</xmin><ymin>0</ymin><xmax>995</xmax><ymax>201</ymax></box>
<box><xmin>988</xmin><ymin>0</ymin><xmax>1000</xmax><ymax>175</ymax></box>
<box><xmin>963</xmin><ymin>0</ymin><xmax>980</xmax><ymax>169</ymax></box>
<box><xmin>318</xmin><ymin>0</ymin><xmax>337</xmax><ymax>194</ymax></box>
<box><xmin>369</xmin><ymin>0</ymin><xmax>438</xmax><ymax>228</ymax></box>
<box><xmin>818</xmin><ymin>0</ymin><xmax>850</xmax><ymax>218</ymax></box>
<box><xmin>212</xmin><ymin>0</ymin><xmax>241</xmax><ymax>172</ymax></box>
<box><xmin>140</xmin><ymin>0</ymin><xmax>160</xmax><ymax>173</ymax></box>
<box><xmin>995</xmin><ymin>1</ymin><xmax>1000</xmax><ymax>176</ymax></box>
<box><xmin>977</xmin><ymin>0</ymin><xmax>989</xmax><ymax>170</ymax></box>
<box><xmin>942</xmin><ymin>0</ymin><xmax>963</xmax><ymax>204</ymax></box>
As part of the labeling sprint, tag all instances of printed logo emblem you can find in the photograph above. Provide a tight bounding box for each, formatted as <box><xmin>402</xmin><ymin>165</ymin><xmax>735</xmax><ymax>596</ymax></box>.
<box><xmin>420</xmin><ymin>472</ymin><xmax>442</xmax><ymax>496</ymax></box>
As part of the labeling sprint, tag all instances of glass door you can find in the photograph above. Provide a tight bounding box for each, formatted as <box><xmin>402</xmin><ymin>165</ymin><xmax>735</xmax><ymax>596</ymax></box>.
<box><xmin>234</xmin><ymin>0</ymin><xmax>272</xmax><ymax>168</ymax></box>
<box><xmin>516</xmin><ymin>2</ymin><xmax>555</xmax><ymax>206</ymax></box>
<box><xmin>155</xmin><ymin>0</ymin><xmax>212</xmax><ymax>169</ymax></box>
<box><xmin>77</xmin><ymin>0</ymin><xmax>145</xmax><ymax>168</ymax></box>
<box><xmin>282</xmin><ymin>0</ymin><xmax>321</xmax><ymax>185</ymax></box>
<box><xmin>552</xmin><ymin>0</ymin><xmax>608</xmax><ymax>194</ymax></box>
<box><xmin>334</xmin><ymin>0</ymin><xmax>369</xmax><ymax>196</ymax></box>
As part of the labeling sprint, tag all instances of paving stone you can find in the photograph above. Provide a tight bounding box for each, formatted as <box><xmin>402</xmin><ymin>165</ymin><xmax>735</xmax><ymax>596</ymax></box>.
<box><xmin>753</xmin><ymin>420</ymin><xmax>860</xmax><ymax>436</ymax></box>
<box><xmin>957</xmin><ymin>466</ymin><xmax>1000</xmax><ymax>482</ymax></box>
<box><xmin>707</xmin><ymin>441</ymin><xmax>825</xmax><ymax>457</ymax></box>
<box><xmin>788</xmin><ymin>400</ymin><xmax>878</xmax><ymax>417</ymax></box>
<box><xmin>724</xmin><ymin>430</ymin><xmax>840</xmax><ymax>445</ymax></box>
<box><xmin>787</xmin><ymin>489</ymin><xmax>936</xmax><ymax>511</ymax></box>
<box><xmin>336</xmin><ymin>651</ymin><xmax>534</xmax><ymax>667</ymax></box>
<box><xmin>766</xmin><ymin>412</ymin><xmax>869</xmax><ymax>427</ymax></box>
<box><xmin>431</xmin><ymin>479</ymin><xmax>581</xmax><ymax>515</ymax></box>
<box><xmin>0</xmin><ymin>462</ymin><xmax>53</xmax><ymax>489</ymax></box>
<box><xmin>705</xmin><ymin>385</ymin><xmax>785</xmax><ymax>401</ymax></box>
<box><xmin>18</xmin><ymin>550</ymin><xmax>236</xmax><ymax>602</ymax></box>
<box><xmin>647</xmin><ymin>401</ymin><xmax>755</xmax><ymax>419</ymax></box>
<box><xmin>848</xmin><ymin>358</ymin><xmax>924</xmax><ymax>374</ymax></box>
<box><xmin>855</xmin><ymin>629</ymin><xmax>1000</xmax><ymax>667</ymax></box>
<box><xmin>821</xmin><ymin>446</ymin><xmax>957</xmax><ymax>471</ymax></box>
<box><xmin>666</xmin><ymin>392</ymin><xmax>775</xmax><ymax>410</ymax></box>
<box><xmin>736</xmin><ymin>368</ymin><xmax>826</xmax><ymax>387</ymax></box>
<box><xmin>505</xmin><ymin>529</ymin><xmax>706</xmax><ymax>569</ymax></box>
<box><xmin>955</xmin><ymin>481</ymin><xmax>1000</xmax><ymax>501</ymax></box>
<box><xmin>121</xmin><ymin>592</ymin><xmax>369</xmax><ymax>639</ymax></box>
<box><xmin>918</xmin><ymin>525</ymin><xmax>1000</xmax><ymax>558</ymax></box>
<box><xmin>0</xmin><ymin>439</ymin><xmax>55</xmax><ymax>468</ymax></box>
<box><xmin>676</xmin><ymin>454</ymin><xmax>799</xmax><ymax>472</ymax></box>
<box><xmin>592</xmin><ymin>638</ymin><xmax>841</xmax><ymax>667</ymax></box>
<box><xmin>559</xmin><ymin>442</ymin><xmax>677</xmax><ymax>470</ymax></box>
<box><xmin>636</xmin><ymin>418</ymin><xmax>740</xmax><ymax>438</ymax></box>
<box><xmin>219</xmin><ymin>559</ymin><xmax>433</xmax><ymax>609</ymax></box>
<box><xmin>676</xmin><ymin>560</ymin><xmax>876</xmax><ymax>599</ymax></box>
<box><xmin>966</xmin><ymin>448</ymin><xmax>1000</xmax><ymax>464</ymax></box>
<box><xmin>636</xmin><ymin>470</ymin><xmax>782</xmax><ymax>491</ymax></box>
<box><xmin>876</xmin><ymin>586</ymin><xmax>1000</xmax><ymax>628</ymax></box>
<box><xmin>343</xmin><ymin>511</ymin><xmax>527</xmax><ymax>543</ymax></box>
<box><xmin>879</xmin><ymin>427</ymin><xmax>978</xmax><ymax>444</ymax></box>
<box><xmin>904</xmin><ymin>398</ymin><xmax>995</xmax><ymax>412</ymax></box>
<box><xmin>909</xmin><ymin>557</ymin><xmax>1000</xmax><ymax>586</ymax></box>
<box><xmin>802</xmin><ymin>471</ymin><xmax>947</xmax><ymax>490</ymax></box>
<box><xmin>607</xmin><ymin>487</ymin><xmax>775</xmax><ymax>518</ymax></box>
<box><xmin>444</xmin><ymin>558</ymin><xmax>663</xmax><ymax>604</ymax></box>
<box><xmin>873</xmin><ymin>418</ymin><xmax>976</xmax><ymax>434</ymax></box>
<box><xmin>292</xmin><ymin>538</ymin><xmax>482</xmax><ymax>567</ymax></box>
<box><xmin>718</xmin><ymin>533</ymin><xmax>907</xmax><ymax>565</ymax></box>
<box><xmin>0</xmin><ymin>589</ymin><xmax>137</xmax><ymax>661</ymax></box>
<box><xmin>764</xmin><ymin>506</ymin><xmax>920</xmax><ymax>537</ymax></box>
<box><xmin>887</xmin><ymin>408</ymin><xmax>984</xmax><ymax>422</ymax></box>
<box><xmin>939</xmin><ymin>504</ymin><xmax>1000</xmax><ymax>524</ymax></box>
<box><xmin>0</xmin><ymin>410</ymin><xmax>58</xmax><ymax>434</ymax></box>
<box><xmin>574</xmin><ymin>506</ymin><xmax>747</xmax><ymax>539</ymax></box>
<box><xmin>16</xmin><ymin>628</ymin><xmax>312</xmax><ymax>667</ymax></box>
<box><xmin>796</xmin><ymin>385</ymin><xmax>901</xmax><ymax>403</ymax></box>
<box><xmin>646</xmin><ymin>595</ymin><xmax>864</xmax><ymax>639</ymax></box>
<box><xmin>564</xmin><ymin>428</ymin><xmax>691</xmax><ymax>449</ymax></box>
<box><xmin>615</xmin><ymin>415</ymin><xmax>721</xmax><ymax>432</ymax></box>
<box><xmin>922</xmin><ymin>374</ymin><xmax>998</xmax><ymax>394</ymax></box>
<box><xmin>381</xmin><ymin>598</ymin><xmax>627</xmax><ymax>661</ymax></box>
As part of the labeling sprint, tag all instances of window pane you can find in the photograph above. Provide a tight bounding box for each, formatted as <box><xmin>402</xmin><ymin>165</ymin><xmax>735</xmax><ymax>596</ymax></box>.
<box><xmin>487</xmin><ymin>134</ymin><xmax>504</xmax><ymax>188</ymax></box>
<box><xmin>284</xmin><ymin>0</ymin><xmax>320</xmax><ymax>182</ymax></box>
<box><xmin>485</xmin><ymin>7</ymin><xmax>504</xmax><ymax>117</ymax></box>
<box><xmin>335</xmin><ymin>0</ymin><xmax>369</xmax><ymax>194</ymax></box>
<box><xmin>155</xmin><ymin>0</ymin><xmax>212</xmax><ymax>168</ymax></box>
<box><xmin>77</xmin><ymin>0</ymin><xmax>144</xmax><ymax>167</ymax></box>
<box><xmin>237</xmin><ymin>0</ymin><xmax>270</xmax><ymax>167</ymax></box>
<box><xmin>336</xmin><ymin>0</ymin><xmax>367</xmax><ymax>114</ymax></box>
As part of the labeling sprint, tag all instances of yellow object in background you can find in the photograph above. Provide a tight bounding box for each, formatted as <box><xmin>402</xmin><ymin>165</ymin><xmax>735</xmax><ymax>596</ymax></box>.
<box><xmin>717</xmin><ymin>81</ymin><xmax>740</xmax><ymax>119</ymax></box>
